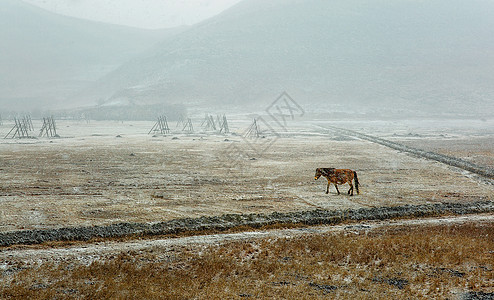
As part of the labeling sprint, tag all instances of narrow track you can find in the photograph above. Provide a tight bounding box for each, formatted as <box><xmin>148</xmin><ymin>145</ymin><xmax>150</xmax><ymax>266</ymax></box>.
<box><xmin>316</xmin><ymin>125</ymin><xmax>494</xmax><ymax>179</ymax></box>
<box><xmin>1</xmin><ymin>213</ymin><xmax>492</xmax><ymax>265</ymax></box>
<box><xmin>1</xmin><ymin>201</ymin><xmax>493</xmax><ymax>247</ymax></box>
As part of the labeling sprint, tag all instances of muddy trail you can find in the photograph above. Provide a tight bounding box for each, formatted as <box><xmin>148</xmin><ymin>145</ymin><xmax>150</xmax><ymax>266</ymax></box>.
<box><xmin>316</xmin><ymin>125</ymin><xmax>494</xmax><ymax>180</ymax></box>
<box><xmin>1</xmin><ymin>200</ymin><xmax>493</xmax><ymax>247</ymax></box>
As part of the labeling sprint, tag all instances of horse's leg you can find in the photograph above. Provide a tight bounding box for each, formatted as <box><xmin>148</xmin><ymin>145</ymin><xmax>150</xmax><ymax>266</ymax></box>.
<box><xmin>326</xmin><ymin>180</ymin><xmax>330</xmax><ymax>194</ymax></box>
<box><xmin>348</xmin><ymin>182</ymin><xmax>354</xmax><ymax>196</ymax></box>
<box><xmin>335</xmin><ymin>184</ymin><xmax>340</xmax><ymax>195</ymax></box>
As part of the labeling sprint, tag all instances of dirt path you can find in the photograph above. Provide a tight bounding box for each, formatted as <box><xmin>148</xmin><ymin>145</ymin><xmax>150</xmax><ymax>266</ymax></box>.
<box><xmin>1</xmin><ymin>213</ymin><xmax>492</xmax><ymax>268</ymax></box>
<box><xmin>1</xmin><ymin>200</ymin><xmax>492</xmax><ymax>247</ymax></box>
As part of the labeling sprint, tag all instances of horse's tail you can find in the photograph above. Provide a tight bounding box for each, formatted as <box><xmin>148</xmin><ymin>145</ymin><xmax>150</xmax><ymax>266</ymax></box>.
<box><xmin>354</xmin><ymin>171</ymin><xmax>360</xmax><ymax>194</ymax></box>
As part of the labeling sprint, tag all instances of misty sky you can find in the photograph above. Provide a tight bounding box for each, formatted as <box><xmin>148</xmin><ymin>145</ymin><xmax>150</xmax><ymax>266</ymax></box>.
<box><xmin>21</xmin><ymin>0</ymin><xmax>242</xmax><ymax>29</ymax></box>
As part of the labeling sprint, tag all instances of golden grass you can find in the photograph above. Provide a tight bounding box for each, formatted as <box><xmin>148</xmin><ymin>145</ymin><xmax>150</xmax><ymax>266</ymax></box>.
<box><xmin>1</xmin><ymin>222</ymin><xmax>493</xmax><ymax>299</ymax></box>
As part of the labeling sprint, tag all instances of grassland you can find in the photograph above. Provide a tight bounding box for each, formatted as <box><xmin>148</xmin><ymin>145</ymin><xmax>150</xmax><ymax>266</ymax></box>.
<box><xmin>1</xmin><ymin>220</ymin><xmax>492</xmax><ymax>299</ymax></box>
<box><xmin>0</xmin><ymin>118</ymin><xmax>493</xmax><ymax>298</ymax></box>
<box><xmin>0</xmin><ymin>120</ymin><xmax>492</xmax><ymax>233</ymax></box>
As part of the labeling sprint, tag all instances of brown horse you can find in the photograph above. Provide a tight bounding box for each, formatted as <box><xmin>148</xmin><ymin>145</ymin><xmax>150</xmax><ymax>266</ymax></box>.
<box><xmin>314</xmin><ymin>168</ymin><xmax>360</xmax><ymax>196</ymax></box>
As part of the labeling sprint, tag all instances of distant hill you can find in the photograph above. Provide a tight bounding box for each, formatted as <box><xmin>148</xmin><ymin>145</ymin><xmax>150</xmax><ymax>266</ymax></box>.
<box><xmin>87</xmin><ymin>0</ymin><xmax>494</xmax><ymax>117</ymax></box>
<box><xmin>0</xmin><ymin>0</ymin><xmax>179</xmax><ymax>110</ymax></box>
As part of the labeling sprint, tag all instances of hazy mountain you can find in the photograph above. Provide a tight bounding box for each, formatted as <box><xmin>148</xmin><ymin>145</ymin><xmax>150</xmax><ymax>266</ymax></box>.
<box><xmin>89</xmin><ymin>0</ymin><xmax>494</xmax><ymax>117</ymax></box>
<box><xmin>0</xmin><ymin>0</ymin><xmax>179</xmax><ymax>110</ymax></box>
<box><xmin>22</xmin><ymin>0</ymin><xmax>243</xmax><ymax>29</ymax></box>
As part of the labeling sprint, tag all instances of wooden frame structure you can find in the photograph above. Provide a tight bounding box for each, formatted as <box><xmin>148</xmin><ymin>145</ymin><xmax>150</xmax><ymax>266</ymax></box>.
<box><xmin>182</xmin><ymin>118</ymin><xmax>194</xmax><ymax>133</ymax></box>
<box><xmin>244</xmin><ymin>118</ymin><xmax>261</xmax><ymax>138</ymax></box>
<box><xmin>4</xmin><ymin>116</ymin><xmax>33</xmax><ymax>139</ymax></box>
<box><xmin>176</xmin><ymin>115</ymin><xmax>186</xmax><ymax>129</ymax></box>
<box><xmin>149</xmin><ymin>115</ymin><xmax>170</xmax><ymax>135</ymax></box>
<box><xmin>218</xmin><ymin>114</ymin><xmax>229</xmax><ymax>134</ymax></box>
<box><xmin>201</xmin><ymin>114</ymin><xmax>217</xmax><ymax>131</ymax></box>
<box><xmin>39</xmin><ymin>116</ymin><xmax>58</xmax><ymax>137</ymax></box>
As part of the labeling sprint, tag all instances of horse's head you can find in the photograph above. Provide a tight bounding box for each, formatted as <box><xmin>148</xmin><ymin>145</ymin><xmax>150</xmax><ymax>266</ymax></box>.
<box><xmin>315</xmin><ymin>168</ymin><xmax>335</xmax><ymax>180</ymax></box>
<box><xmin>314</xmin><ymin>168</ymin><xmax>323</xmax><ymax>180</ymax></box>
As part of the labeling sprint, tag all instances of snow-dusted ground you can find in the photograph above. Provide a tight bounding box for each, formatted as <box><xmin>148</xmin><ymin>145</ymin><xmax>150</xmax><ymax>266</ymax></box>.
<box><xmin>0</xmin><ymin>118</ymin><xmax>492</xmax><ymax>232</ymax></box>
<box><xmin>0</xmin><ymin>117</ymin><xmax>493</xmax><ymax>283</ymax></box>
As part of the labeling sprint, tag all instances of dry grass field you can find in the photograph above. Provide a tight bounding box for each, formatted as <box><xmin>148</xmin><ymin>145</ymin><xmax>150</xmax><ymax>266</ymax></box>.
<box><xmin>0</xmin><ymin>117</ymin><xmax>493</xmax><ymax>298</ymax></box>
<box><xmin>0</xmin><ymin>218</ymin><xmax>492</xmax><ymax>299</ymax></box>
<box><xmin>0</xmin><ymin>119</ymin><xmax>492</xmax><ymax>232</ymax></box>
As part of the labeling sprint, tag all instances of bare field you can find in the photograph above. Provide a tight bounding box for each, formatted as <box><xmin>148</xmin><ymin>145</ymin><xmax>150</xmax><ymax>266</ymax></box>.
<box><xmin>400</xmin><ymin>137</ymin><xmax>494</xmax><ymax>169</ymax></box>
<box><xmin>0</xmin><ymin>119</ymin><xmax>493</xmax><ymax>233</ymax></box>
<box><xmin>0</xmin><ymin>120</ymin><xmax>492</xmax><ymax>233</ymax></box>
<box><xmin>1</xmin><ymin>118</ymin><xmax>493</xmax><ymax>298</ymax></box>
<box><xmin>327</xmin><ymin>118</ymin><xmax>494</xmax><ymax>168</ymax></box>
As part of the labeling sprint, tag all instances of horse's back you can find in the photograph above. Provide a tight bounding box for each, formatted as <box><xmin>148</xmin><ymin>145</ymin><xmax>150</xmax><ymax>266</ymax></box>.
<box><xmin>333</xmin><ymin>169</ymin><xmax>354</xmax><ymax>182</ymax></box>
<box><xmin>318</xmin><ymin>168</ymin><xmax>355</xmax><ymax>182</ymax></box>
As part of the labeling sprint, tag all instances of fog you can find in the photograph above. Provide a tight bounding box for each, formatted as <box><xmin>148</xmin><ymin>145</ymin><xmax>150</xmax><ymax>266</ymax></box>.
<box><xmin>1</xmin><ymin>0</ymin><xmax>494</xmax><ymax>119</ymax></box>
